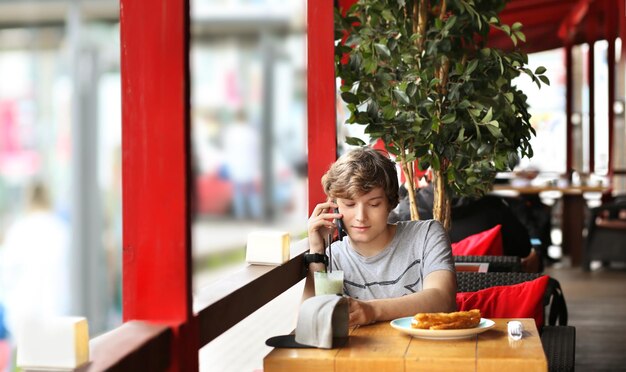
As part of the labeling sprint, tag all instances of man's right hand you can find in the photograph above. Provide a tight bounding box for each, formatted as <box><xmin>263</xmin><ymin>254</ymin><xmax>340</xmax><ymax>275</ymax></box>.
<box><xmin>307</xmin><ymin>200</ymin><xmax>342</xmax><ymax>254</ymax></box>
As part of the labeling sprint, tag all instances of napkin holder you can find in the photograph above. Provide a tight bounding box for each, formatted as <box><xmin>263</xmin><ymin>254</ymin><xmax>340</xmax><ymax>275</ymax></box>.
<box><xmin>246</xmin><ymin>230</ymin><xmax>290</xmax><ymax>265</ymax></box>
<box><xmin>17</xmin><ymin>316</ymin><xmax>90</xmax><ymax>371</ymax></box>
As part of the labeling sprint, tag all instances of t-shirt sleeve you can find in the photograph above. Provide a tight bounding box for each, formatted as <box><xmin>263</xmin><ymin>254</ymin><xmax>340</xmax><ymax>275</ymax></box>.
<box><xmin>421</xmin><ymin>220</ymin><xmax>455</xmax><ymax>277</ymax></box>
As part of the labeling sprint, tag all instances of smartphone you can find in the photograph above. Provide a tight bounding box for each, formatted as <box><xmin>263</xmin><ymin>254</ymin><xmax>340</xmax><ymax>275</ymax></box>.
<box><xmin>334</xmin><ymin>208</ymin><xmax>346</xmax><ymax>241</ymax></box>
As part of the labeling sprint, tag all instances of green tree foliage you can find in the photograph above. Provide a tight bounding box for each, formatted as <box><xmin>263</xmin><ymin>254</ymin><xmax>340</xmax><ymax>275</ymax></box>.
<box><xmin>335</xmin><ymin>0</ymin><xmax>549</xmax><ymax>229</ymax></box>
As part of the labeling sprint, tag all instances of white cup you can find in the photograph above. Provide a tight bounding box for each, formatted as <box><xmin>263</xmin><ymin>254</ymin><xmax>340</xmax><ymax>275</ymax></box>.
<box><xmin>507</xmin><ymin>320</ymin><xmax>523</xmax><ymax>341</ymax></box>
<box><xmin>314</xmin><ymin>271</ymin><xmax>344</xmax><ymax>296</ymax></box>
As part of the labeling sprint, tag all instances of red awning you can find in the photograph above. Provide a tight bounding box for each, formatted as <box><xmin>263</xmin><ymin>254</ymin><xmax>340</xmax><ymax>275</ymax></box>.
<box><xmin>337</xmin><ymin>0</ymin><xmax>624</xmax><ymax>53</ymax></box>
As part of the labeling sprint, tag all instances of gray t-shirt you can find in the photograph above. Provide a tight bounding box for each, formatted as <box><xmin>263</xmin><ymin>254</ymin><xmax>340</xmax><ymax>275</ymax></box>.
<box><xmin>326</xmin><ymin>220</ymin><xmax>454</xmax><ymax>300</ymax></box>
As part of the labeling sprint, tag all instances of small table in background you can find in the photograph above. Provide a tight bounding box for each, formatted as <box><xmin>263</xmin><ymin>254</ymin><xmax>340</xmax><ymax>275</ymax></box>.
<box><xmin>492</xmin><ymin>184</ymin><xmax>606</xmax><ymax>266</ymax></box>
<box><xmin>264</xmin><ymin>318</ymin><xmax>547</xmax><ymax>372</ymax></box>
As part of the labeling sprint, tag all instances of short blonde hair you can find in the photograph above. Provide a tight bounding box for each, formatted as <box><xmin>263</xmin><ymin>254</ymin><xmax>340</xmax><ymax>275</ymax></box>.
<box><xmin>322</xmin><ymin>147</ymin><xmax>399</xmax><ymax>210</ymax></box>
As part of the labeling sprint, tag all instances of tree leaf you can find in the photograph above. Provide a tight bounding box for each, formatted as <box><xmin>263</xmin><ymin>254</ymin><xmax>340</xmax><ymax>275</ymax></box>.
<box><xmin>458</xmin><ymin>100</ymin><xmax>471</xmax><ymax>109</ymax></box>
<box><xmin>387</xmin><ymin>145</ymin><xmax>400</xmax><ymax>156</ymax></box>
<box><xmin>345</xmin><ymin>136</ymin><xmax>366</xmax><ymax>146</ymax></box>
<box><xmin>477</xmin><ymin>143</ymin><xmax>490</xmax><ymax>155</ymax></box>
<box><xmin>363</xmin><ymin>58</ymin><xmax>377</xmax><ymax>74</ymax></box>
<box><xmin>381</xmin><ymin>9</ymin><xmax>395</xmax><ymax>23</ymax></box>
<box><xmin>455</xmin><ymin>126</ymin><xmax>465</xmax><ymax>143</ymax></box>
<box><xmin>508</xmin><ymin>152</ymin><xmax>520</xmax><ymax>169</ymax></box>
<box><xmin>534</xmin><ymin>66</ymin><xmax>547</xmax><ymax>74</ymax></box>
<box><xmin>482</xmin><ymin>107</ymin><xmax>493</xmax><ymax>123</ymax></box>
<box><xmin>469</xmin><ymin>108</ymin><xmax>482</xmax><ymax>118</ymax></box>
<box><xmin>393</xmin><ymin>89</ymin><xmax>410</xmax><ymax>105</ymax></box>
<box><xmin>486</xmin><ymin>123</ymin><xmax>502</xmax><ymax>137</ymax></box>
<box><xmin>388</xmin><ymin>38</ymin><xmax>397</xmax><ymax>51</ymax></box>
<box><xmin>538</xmin><ymin>75</ymin><xmax>551</xmax><ymax>86</ymax></box>
<box><xmin>442</xmin><ymin>112</ymin><xmax>456</xmax><ymax>124</ymax></box>
<box><xmin>415</xmin><ymin>146</ymin><xmax>429</xmax><ymax>157</ymax></box>
<box><xmin>431</xmin><ymin>155</ymin><xmax>440</xmax><ymax>170</ymax></box>
<box><xmin>374</xmin><ymin>43</ymin><xmax>391</xmax><ymax>59</ymax></box>
<box><xmin>355</xmin><ymin>112</ymin><xmax>370</xmax><ymax>124</ymax></box>
<box><xmin>341</xmin><ymin>92</ymin><xmax>360</xmax><ymax>104</ymax></box>
<box><xmin>406</xmin><ymin>83</ymin><xmax>417</xmax><ymax>98</ymax></box>
<box><xmin>367</xmin><ymin>101</ymin><xmax>379</xmax><ymax>117</ymax></box>
<box><xmin>465</xmin><ymin>59</ymin><xmax>479</xmax><ymax>75</ymax></box>
<box><xmin>382</xmin><ymin>105</ymin><xmax>396</xmax><ymax>120</ymax></box>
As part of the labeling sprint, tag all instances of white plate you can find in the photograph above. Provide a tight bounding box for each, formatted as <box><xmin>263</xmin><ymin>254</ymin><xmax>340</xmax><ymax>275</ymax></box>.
<box><xmin>390</xmin><ymin>317</ymin><xmax>495</xmax><ymax>340</ymax></box>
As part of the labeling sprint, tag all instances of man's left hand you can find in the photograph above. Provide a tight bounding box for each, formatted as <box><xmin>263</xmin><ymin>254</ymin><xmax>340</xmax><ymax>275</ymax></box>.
<box><xmin>348</xmin><ymin>297</ymin><xmax>376</xmax><ymax>326</ymax></box>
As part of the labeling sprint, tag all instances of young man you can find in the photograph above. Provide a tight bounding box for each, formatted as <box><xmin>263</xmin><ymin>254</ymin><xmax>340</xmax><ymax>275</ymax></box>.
<box><xmin>304</xmin><ymin>147</ymin><xmax>457</xmax><ymax>326</ymax></box>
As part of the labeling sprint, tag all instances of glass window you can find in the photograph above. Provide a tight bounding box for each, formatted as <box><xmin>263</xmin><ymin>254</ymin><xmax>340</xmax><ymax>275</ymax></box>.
<box><xmin>513</xmin><ymin>48</ymin><xmax>567</xmax><ymax>175</ymax></box>
<box><xmin>190</xmin><ymin>1</ymin><xmax>307</xmax><ymax>370</ymax></box>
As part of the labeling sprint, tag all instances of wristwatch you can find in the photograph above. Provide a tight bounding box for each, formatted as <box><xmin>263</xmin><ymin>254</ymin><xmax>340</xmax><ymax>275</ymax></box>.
<box><xmin>304</xmin><ymin>252</ymin><xmax>329</xmax><ymax>269</ymax></box>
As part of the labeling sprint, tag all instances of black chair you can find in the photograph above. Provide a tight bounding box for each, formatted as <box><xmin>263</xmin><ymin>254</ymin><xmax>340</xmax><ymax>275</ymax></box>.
<box><xmin>454</xmin><ymin>255</ymin><xmax>522</xmax><ymax>272</ymax></box>
<box><xmin>541</xmin><ymin>325</ymin><xmax>576</xmax><ymax>372</ymax></box>
<box><xmin>583</xmin><ymin>200</ymin><xmax>626</xmax><ymax>271</ymax></box>
<box><xmin>456</xmin><ymin>272</ymin><xmax>574</xmax><ymax>372</ymax></box>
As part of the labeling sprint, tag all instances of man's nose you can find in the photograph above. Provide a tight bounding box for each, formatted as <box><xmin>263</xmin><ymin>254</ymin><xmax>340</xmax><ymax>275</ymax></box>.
<box><xmin>355</xmin><ymin>204</ymin><xmax>366</xmax><ymax>221</ymax></box>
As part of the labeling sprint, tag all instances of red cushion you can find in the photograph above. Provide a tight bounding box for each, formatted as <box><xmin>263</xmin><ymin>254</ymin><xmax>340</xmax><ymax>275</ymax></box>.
<box><xmin>451</xmin><ymin>224</ymin><xmax>503</xmax><ymax>256</ymax></box>
<box><xmin>456</xmin><ymin>275</ymin><xmax>549</xmax><ymax>329</ymax></box>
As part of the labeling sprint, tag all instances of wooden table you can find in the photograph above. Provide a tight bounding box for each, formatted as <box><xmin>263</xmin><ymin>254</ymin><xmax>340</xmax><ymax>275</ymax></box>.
<box><xmin>264</xmin><ymin>318</ymin><xmax>547</xmax><ymax>372</ymax></box>
<box><xmin>492</xmin><ymin>184</ymin><xmax>606</xmax><ymax>266</ymax></box>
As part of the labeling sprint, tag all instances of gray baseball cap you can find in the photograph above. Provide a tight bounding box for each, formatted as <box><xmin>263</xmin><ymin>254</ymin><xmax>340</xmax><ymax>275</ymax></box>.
<box><xmin>266</xmin><ymin>294</ymin><xmax>349</xmax><ymax>349</ymax></box>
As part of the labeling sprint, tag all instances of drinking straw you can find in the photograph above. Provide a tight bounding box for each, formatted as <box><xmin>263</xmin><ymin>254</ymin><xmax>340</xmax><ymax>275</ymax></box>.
<box><xmin>327</xmin><ymin>233</ymin><xmax>332</xmax><ymax>273</ymax></box>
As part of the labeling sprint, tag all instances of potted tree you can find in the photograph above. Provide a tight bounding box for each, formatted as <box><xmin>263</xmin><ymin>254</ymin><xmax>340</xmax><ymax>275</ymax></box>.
<box><xmin>335</xmin><ymin>0</ymin><xmax>549</xmax><ymax>229</ymax></box>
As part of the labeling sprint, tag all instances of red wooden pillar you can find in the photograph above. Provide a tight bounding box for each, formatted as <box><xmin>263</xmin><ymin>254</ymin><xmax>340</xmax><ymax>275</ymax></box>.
<box><xmin>307</xmin><ymin>0</ymin><xmax>337</xmax><ymax>215</ymax></box>
<box><xmin>120</xmin><ymin>0</ymin><xmax>197</xmax><ymax>370</ymax></box>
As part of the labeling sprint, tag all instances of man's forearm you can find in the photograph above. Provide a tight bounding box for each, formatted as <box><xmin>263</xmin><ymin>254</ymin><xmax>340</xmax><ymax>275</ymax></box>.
<box><xmin>369</xmin><ymin>288</ymin><xmax>457</xmax><ymax>322</ymax></box>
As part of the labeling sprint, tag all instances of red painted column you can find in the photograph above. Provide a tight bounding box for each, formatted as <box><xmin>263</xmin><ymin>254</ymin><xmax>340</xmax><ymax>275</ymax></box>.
<box><xmin>307</xmin><ymin>0</ymin><xmax>337</xmax><ymax>215</ymax></box>
<box><xmin>120</xmin><ymin>0</ymin><xmax>197</xmax><ymax>370</ymax></box>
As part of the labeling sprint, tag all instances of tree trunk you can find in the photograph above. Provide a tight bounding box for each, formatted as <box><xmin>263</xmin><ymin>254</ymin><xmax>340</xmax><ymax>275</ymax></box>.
<box><xmin>432</xmin><ymin>0</ymin><xmax>452</xmax><ymax>230</ymax></box>
<box><xmin>432</xmin><ymin>168</ymin><xmax>451</xmax><ymax>230</ymax></box>
<box><xmin>401</xmin><ymin>160</ymin><xmax>420</xmax><ymax>221</ymax></box>
<box><xmin>415</xmin><ymin>0</ymin><xmax>428</xmax><ymax>53</ymax></box>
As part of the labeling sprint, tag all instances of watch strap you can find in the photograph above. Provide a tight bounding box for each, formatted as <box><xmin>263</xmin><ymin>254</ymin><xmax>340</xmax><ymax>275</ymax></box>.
<box><xmin>304</xmin><ymin>253</ymin><xmax>329</xmax><ymax>268</ymax></box>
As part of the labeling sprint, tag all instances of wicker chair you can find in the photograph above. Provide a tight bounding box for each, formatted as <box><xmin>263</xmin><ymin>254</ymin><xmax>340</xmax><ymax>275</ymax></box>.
<box><xmin>456</xmin><ymin>272</ymin><xmax>574</xmax><ymax>372</ymax></box>
<box><xmin>457</xmin><ymin>272</ymin><xmax>541</xmax><ymax>290</ymax></box>
<box><xmin>454</xmin><ymin>255</ymin><xmax>522</xmax><ymax>272</ymax></box>
<box><xmin>583</xmin><ymin>201</ymin><xmax>626</xmax><ymax>271</ymax></box>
